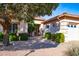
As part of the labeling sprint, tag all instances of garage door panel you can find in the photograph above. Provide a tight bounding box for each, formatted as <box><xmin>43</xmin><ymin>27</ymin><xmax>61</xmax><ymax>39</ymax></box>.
<box><xmin>67</xmin><ymin>27</ymin><xmax>79</xmax><ymax>41</ymax></box>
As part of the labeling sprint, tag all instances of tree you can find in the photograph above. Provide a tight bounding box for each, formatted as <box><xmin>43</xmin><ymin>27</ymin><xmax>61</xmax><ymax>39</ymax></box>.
<box><xmin>0</xmin><ymin>3</ymin><xmax>59</xmax><ymax>46</ymax></box>
<box><xmin>28</xmin><ymin>21</ymin><xmax>36</xmax><ymax>36</ymax></box>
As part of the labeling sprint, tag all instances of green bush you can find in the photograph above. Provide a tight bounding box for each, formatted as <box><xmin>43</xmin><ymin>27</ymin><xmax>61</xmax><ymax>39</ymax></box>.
<box><xmin>55</xmin><ymin>33</ymin><xmax>64</xmax><ymax>43</ymax></box>
<box><xmin>9</xmin><ymin>33</ymin><xmax>18</xmax><ymax>41</ymax></box>
<box><xmin>19</xmin><ymin>33</ymin><xmax>29</xmax><ymax>41</ymax></box>
<box><xmin>51</xmin><ymin>34</ymin><xmax>56</xmax><ymax>41</ymax></box>
<box><xmin>44</xmin><ymin>32</ymin><xmax>64</xmax><ymax>43</ymax></box>
<box><xmin>0</xmin><ymin>32</ymin><xmax>3</xmax><ymax>41</ymax></box>
<box><xmin>44</xmin><ymin>32</ymin><xmax>51</xmax><ymax>39</ymax></box>
<box><xmin>28</xmin><ymin>23</ymin><xmax>35</xmax><ymax>33</ymax></box>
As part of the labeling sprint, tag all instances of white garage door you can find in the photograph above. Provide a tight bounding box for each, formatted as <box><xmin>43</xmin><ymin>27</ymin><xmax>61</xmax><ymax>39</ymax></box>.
<box><xmin>66</xmin><ymin>25</ymin><xmax>79</xmax><ymax>41</ymax></box>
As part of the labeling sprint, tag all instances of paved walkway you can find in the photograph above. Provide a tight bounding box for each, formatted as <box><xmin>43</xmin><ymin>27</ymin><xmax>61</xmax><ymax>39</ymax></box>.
<box><xmin>0</xmin><ymin>36</ymin><xmax>75</xmax><ymax>56</ymax></box>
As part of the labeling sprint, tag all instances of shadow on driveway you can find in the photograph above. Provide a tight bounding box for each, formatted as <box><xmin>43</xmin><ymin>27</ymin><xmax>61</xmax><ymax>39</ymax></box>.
<box><xmin>0</xmin><ymin>36</ymin><xmax>59</xmax><ymax>51</ymax></box>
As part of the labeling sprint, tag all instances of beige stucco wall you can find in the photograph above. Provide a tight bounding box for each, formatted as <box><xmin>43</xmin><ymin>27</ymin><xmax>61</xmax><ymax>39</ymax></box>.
<box><xmin>0</xmin><ymin>18</ymin><xmax>4</xmax><ymax>32</ymax></box>
<box><xmin>18</xmin><ymin>20</ymin><xmax>28</xmax><ymax>33</ymax></box>
<box><xmin>0</xmin><ymin>24</ymin><xmax>3</xmax><ymax>32</ymax></box>
<box><xmin>34</xmin><ymin>20</ymin><xmax>43</xmax><ymax>24</ymax></box>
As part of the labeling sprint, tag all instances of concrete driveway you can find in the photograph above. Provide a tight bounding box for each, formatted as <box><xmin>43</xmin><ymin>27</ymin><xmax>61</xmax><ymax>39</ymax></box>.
<box><xmin>0</xmin><ymin>36</ymin><xmax>77</xmax><ymax>56</ymax></box>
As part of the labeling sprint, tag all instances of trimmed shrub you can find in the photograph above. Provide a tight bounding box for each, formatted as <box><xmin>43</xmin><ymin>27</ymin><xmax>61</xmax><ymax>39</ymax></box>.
<box><xmin>9</xmin><ymin>33</ymin><xmax>18</xmax><ymax>41</ymax></box>
<box><xmin>44</xmin><ymin>32</ymin><xmax>51</xmax><ymax>39</ymax></box>
<box><xmin>51</xmin><ymin>34</ymin><xmax>56</xmax><ymax>41</ymax></box>
<box><xmin>0</xmin><ymin>32</ymin><xmax>3</xmax><ymax>41</ymax></box>
<box><xmin>55</xmin><ymin>33</ymin><xmax>64</xmax><ymax>43</ymax></box>
<box><xmin>19</xmin><ymin>33</ymin><xmax>29</xmax><ymax>41</ymax></box>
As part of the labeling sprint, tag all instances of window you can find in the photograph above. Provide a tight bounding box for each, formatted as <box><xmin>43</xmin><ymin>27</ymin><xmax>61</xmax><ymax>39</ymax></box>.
<box><xmin>46</xmin><ymin>25</ymin><xmax>49</xmax><ymax>28</ymax></box>
<box><xmin>67</xmin><ymin>25</ymin><xmax>70</xmax><ymax>27</ymax></box>
<box><xmin>71</xmin><ymin>25</ymin><xmax>73</xmax><ymax>27</ymax></box>
<box><xmin>53</xmin><ymin>24</ymin><xmax>55</xmax><ymax>27</ymax></box>
<box><xmin>9</xmin><ymin>23</ymin><xmax>17</xmax><ymax>33</ymax></box>
<box><xmin>74</xmin><ymin>25</ymin><xmax>76</xmax><ymax>28</ymax></box>
<box><xmin>67</xmin><ymin>24</ymin><xmax>76</xmax><ymax>28</ymax></box>
<box><xmin>13</xmin><ymin>23</ymin><xmax>17</xmax><ymax>33</ymax></box>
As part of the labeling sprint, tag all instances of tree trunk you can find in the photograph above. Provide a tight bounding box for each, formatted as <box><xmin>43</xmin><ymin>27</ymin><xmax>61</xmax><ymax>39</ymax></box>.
<box><xmin>3</xmin><ymin>29</ymin><xmax>10</xmax><ymax>46</ymax></box>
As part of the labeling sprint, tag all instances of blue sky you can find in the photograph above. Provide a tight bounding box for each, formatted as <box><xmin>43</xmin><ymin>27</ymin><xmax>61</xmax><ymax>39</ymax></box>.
<box><xmin>42</xmin><ymin>3</ymin><xmax>79</xmax><ymax>20</ymax></box>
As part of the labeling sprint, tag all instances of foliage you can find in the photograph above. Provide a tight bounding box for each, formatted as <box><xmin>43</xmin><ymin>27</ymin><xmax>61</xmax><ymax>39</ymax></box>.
<box><xmin>66</xmin><ymin>46</ymin><xmax>79</xmax><ymax>56</ymax></box>
<box><xmin>28</xmin><ymin>21</ymin><xmax>36</xmax><ymax>33</ymax></box>
<box><xmin>0</xmin><ymin>3</ymin><xmax>59</xmax><ymax>46</ymax></box>
<box><xmin>55</xmin><ymin>33</ymin><xmax>64</xmax><ymax>43</ymax></box>
<box><xmin>44</xmin><ymin>32</ymin><xmax>51</xmax><ymax>39</ymax></box>
<box><xmin>9</xmin><ymin>33</ymin><xmax>18</xmax><ymax>41</ymax></box>
<box><xmin>0</xmin><ymin>3</ymin><xmax>59</xmax><ymax>21</ymax></box>
<box><xmin>51</xmin><ymin>34</ymin><xmax>56</xmax><ymax>41</ymax></box>
<box><xmin>44</xmin><ymin>32</ymin><xmax>64</xmax><ymax>43</ymax></box>
<box><xmin>0</xmin><ymin>32</ymin><xmax>3</xmax><ymax>41</ymax></box>
<box><xmin>19</xmin><ymin>33</ymin><xmax>29</xmax><ymax>41</ymax></box>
